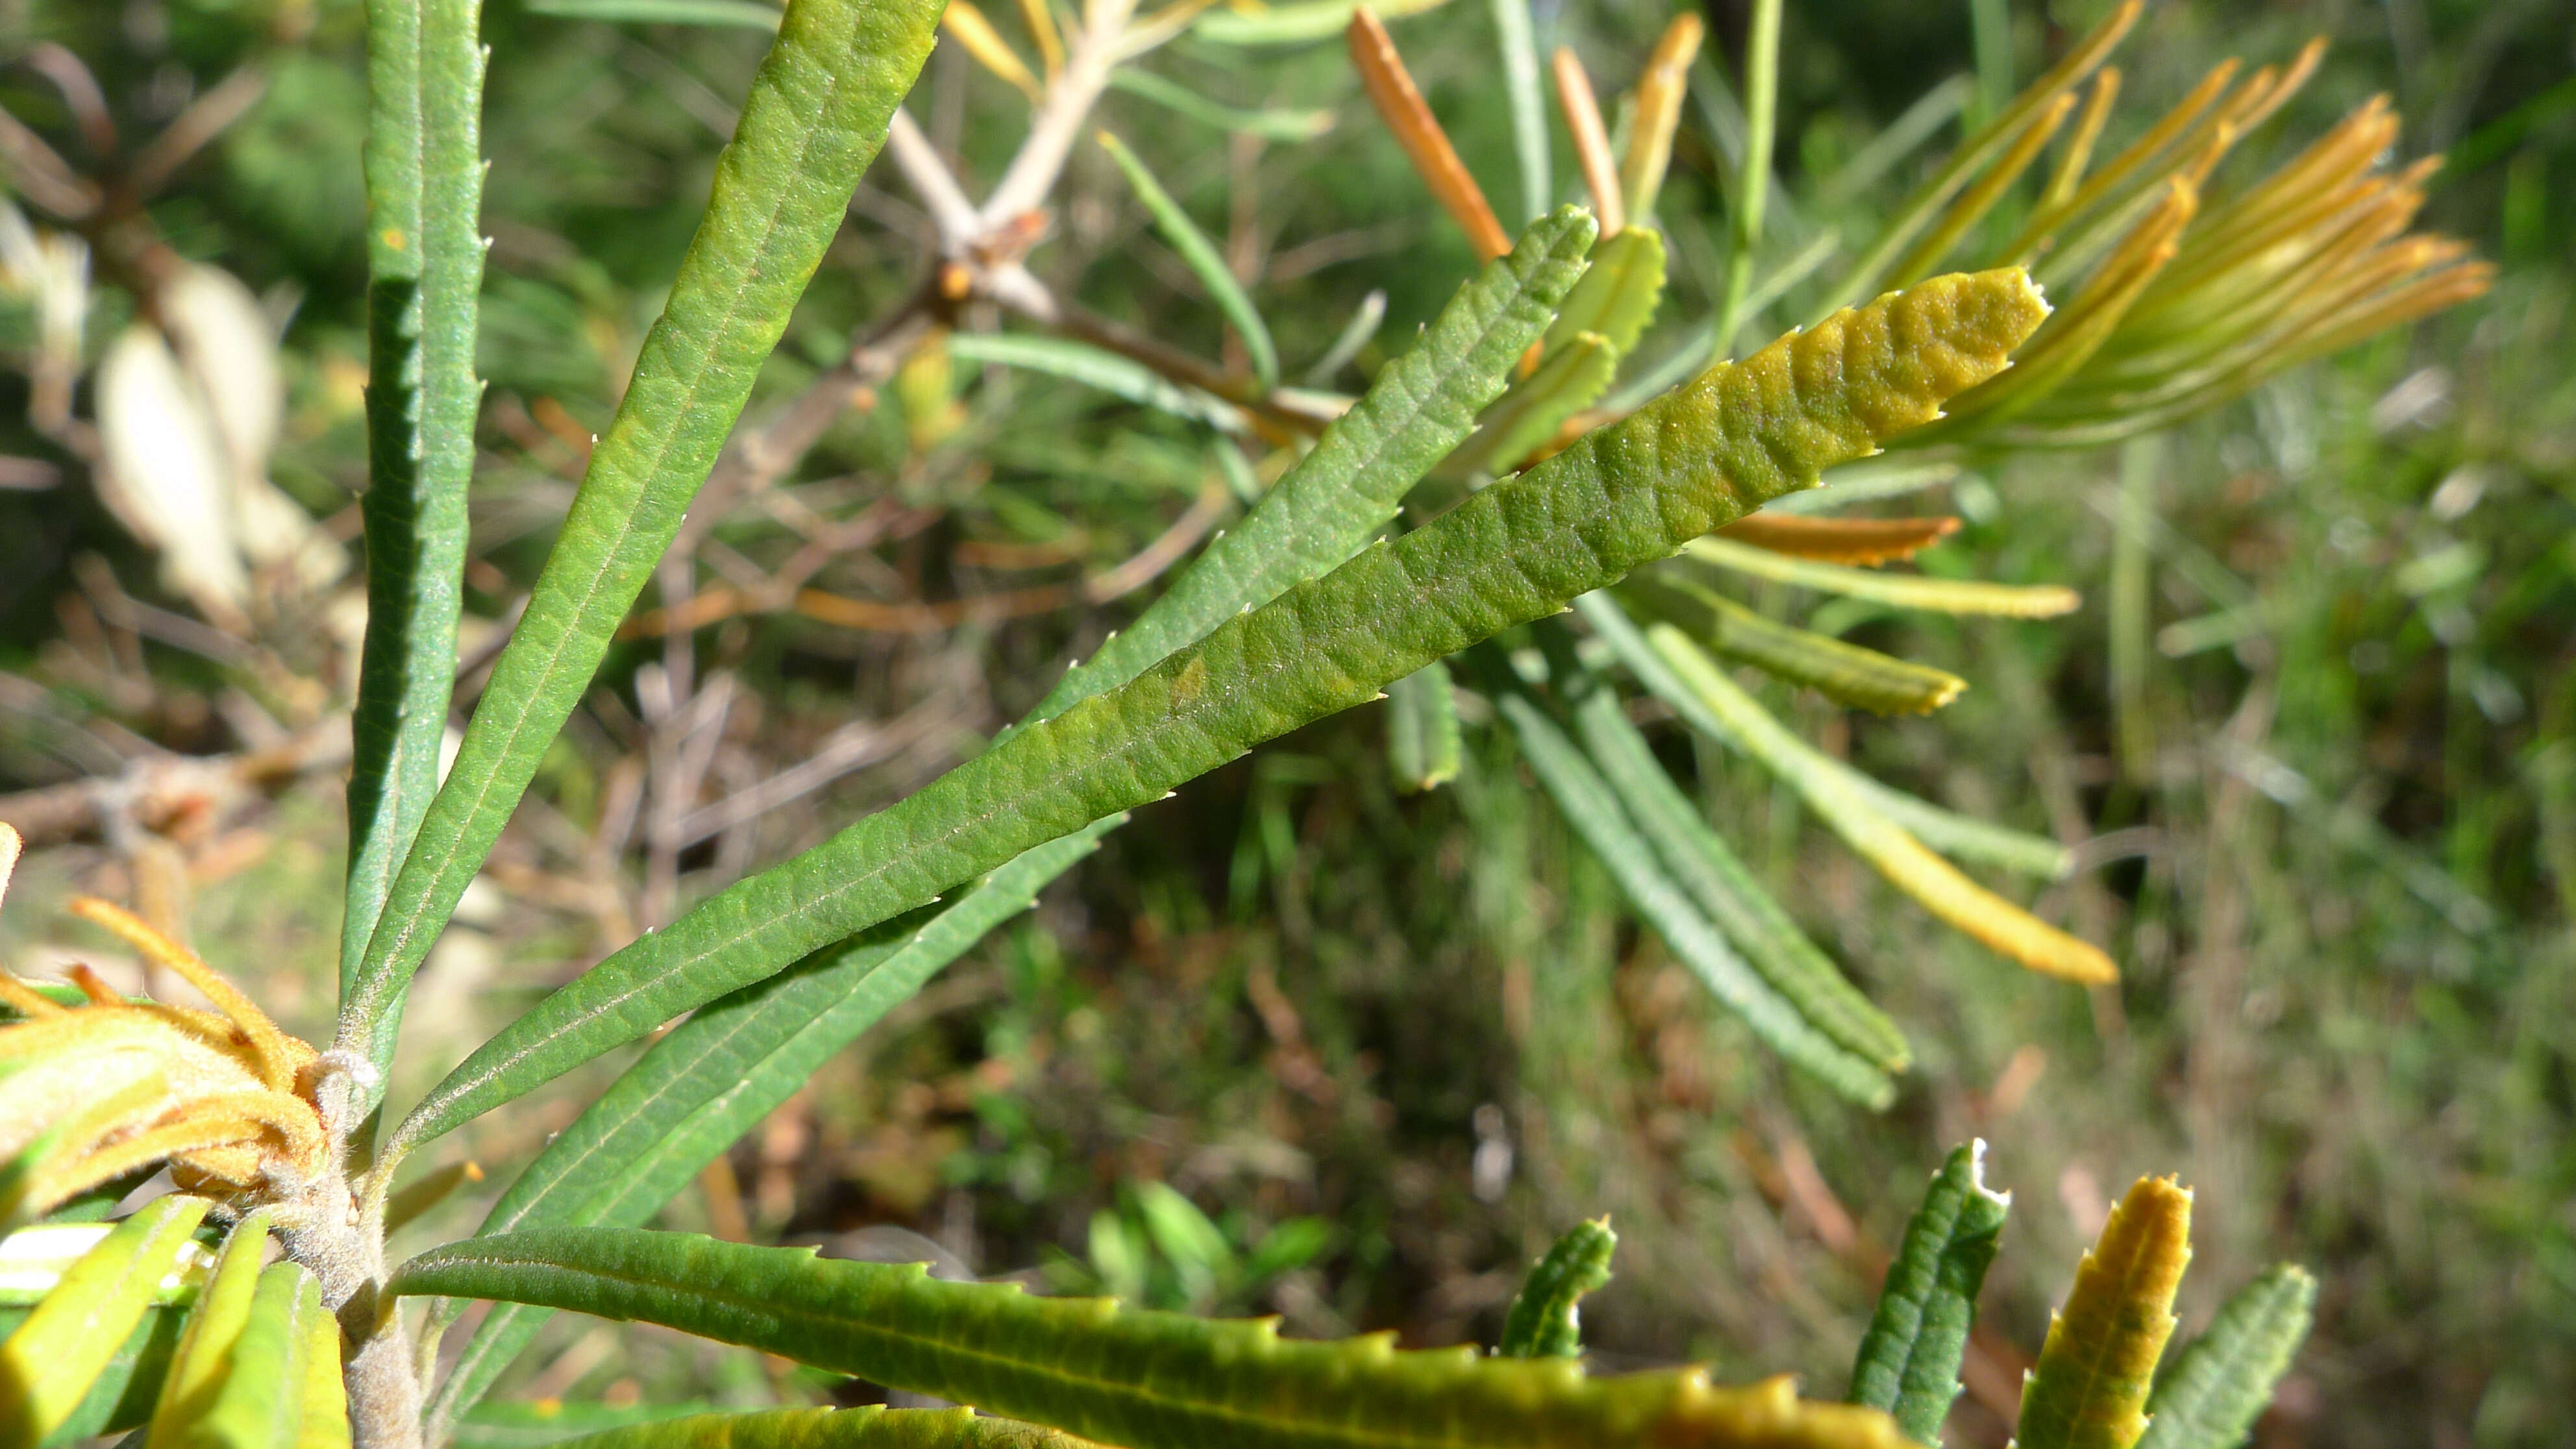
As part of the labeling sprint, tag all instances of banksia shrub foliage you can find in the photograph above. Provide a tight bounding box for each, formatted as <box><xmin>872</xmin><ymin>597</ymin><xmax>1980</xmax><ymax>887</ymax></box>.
<box><xmin>0</xmin><ymin>0</ymin><xmax>2475</xmax><ymax>1442</ymax></box>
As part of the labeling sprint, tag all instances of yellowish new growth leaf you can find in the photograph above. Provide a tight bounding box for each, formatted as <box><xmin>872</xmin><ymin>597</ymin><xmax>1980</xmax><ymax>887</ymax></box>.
<box><xmin>0</xmin><ymin>1195</ymin><xmax>212</xmax><ymax>1445</ymax></box>
<box><xmin>2041</xmin><ymin>69</ymin><xmax>2122</xmax><ymax>209</ymax></box>
<box><xmin>943</xmin><ymin>1</ymin><xmax>1046</xmax><ymax>101</ymax></box>
<box><xmin>1349</xmin><ymin>7</ymin><xmax>1511</xmax><ymax>260</ymax></box>
<box><xmin>1014</xmin><ymin>0</ymin><xmax>1065</xmax><ymax>77</ymax></box>
<box><xmin>69</xmin><ymin>895</ymin><xmax>307</xmax><ymax>1093</ymax></box>
<box><xmin>1715</xmin><ymin>514</ymin><xmax>1961</xmax><ymax>566</ymax></box>
<box><xmin>1683</xmin><ymin>535</ymin><xmax>2083</xmax><ymax>619</ymax></box>
<box><xmin>1619</xmin><ymin>11</ymin><xmax>1702</xmax><ymax>223</ymax></box>
<box><xmin>1553</xmin><ymin>48</ymin><xmax>1624</xmax><ymax>238</ymax></box>
<box><xmin>2014</xmin><ymin>1176</ymin><xmax>2194</xmax><ymax>1449</ymax></box>
<box><xmin>1890</xmin><ymin>89</ymin><xmax>2077</xmax><ymax>288</ymax></box>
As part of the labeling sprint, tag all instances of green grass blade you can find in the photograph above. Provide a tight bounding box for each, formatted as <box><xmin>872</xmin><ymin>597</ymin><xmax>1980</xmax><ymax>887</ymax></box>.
<box><xmin>1476</xmin><ymin>656</ymin><xmax>1894</xmax><ymax>1105</ymax></box>
<box><xmin>1848</xmin><ymin>1143</ymin><xmax>2011</xmax><ymax>1446</ymax></box>
<box><xmin>384</xmin><ymin>269</ymin><xmax>2044</xmax><ymax>1161</ymax></box>
<box><xmin>2134</xmin><ymin>1265</ymin><xmax>2315</xmax><ymax>1449</ymax></box>
<box><xmin>1576</xmin><ymin>591</ymin><xmax>2070</xmax><ymax>878</ymax></box>
<box><xmin>193</xmin><ymin>1263</ymin><xmax>327</xmax><ymax>1449</ymax></box>
<box><xmin>393</xmin><ymin>1227</ymin><xmax>1912</xmax><ymax>1449</ymax></box>
<box><xmin>1567</xmin><ymin>678</ymin><xmax>1909</xmax><ymax>1072</ymax></box>
<box><xmin>943</xmin><ymin>332</ymin><xmax>1248</xmax><ymax>432</ymax></box>
<box><xmin>147</xmin><ymin>1211</ymin><xmax>273</xmax><ymax>1449</ymax></box>
<box><xmin>0</xmin><ymin>1195</ymin><xmax>209</xmax><ymax>1444</ymax></box>
<box><xmin>343</xmin><ymin>0</ymin><xmax>486</xmax><ymax>1001</ymax></box>
<box><xmin>1039</xmin><ymin>208</ymin><xmax>1596</xmax><ymax>715</ymax></box>
<box><xmin>336</xmin><ymin>0</ymin><xmax>944</xmax><ymax>1087</ymax></box>
<box><xmin>1497</xmin><ymin>1219</ymin><xmax>1616</xmax><ymax>1359</ymax></box>
<box><xmin>421</xmin><ymin>823</ymin><xmax>1117</xmax><ymax>1439</ymax></box>
<box><xmin>1544</xmin><ymin>227</ymin><xmax>1666</xmax><ymax>359</ymax></box>
<box><xmin>529</xmin><ymin>1407</ymin><xmax>1102</xmax><ymax>1449</ymax></box>
<box><xmin>1710</xmin><ymin>0</ymin><xmax>1778</xmax><ymax>356</ymax></box>
<box><xmin>1109</xmin><ymin>69</ymin><xmax>1334</xmax><ymax>142</ymax></box>
<box><xmin>1386</xmin><ymin>661</ymin><xmax>1462</xmax><ymax>792</ymax></box>
<box><xmin>1489</xmin><ymin>0</ymin><xmax>1550</xmax><ymax>223</ymax></box>
<box><xmin>1098</xmin><ymin>130</ymin><xmax>1280</xmax><ymax>391</ymax></box>
<box><xmin>1682</xmin><ymin>536</ymin><xmax>2081</xmax><ymax>618</ymax></box>
<box><xmin>1624</xmin><ymin>578</ymin><xmax>1966</xmax><ymax>715</ymax></box>
<box><xmin>1643</xmin><ymin>627</ymin><xmax>2114</xmax><ymax>984</ymax></box>
<box><xmin>2016</xmin><ymin>1176</ymin><xmax>2193</xmax><ymax>1449</ymax></box>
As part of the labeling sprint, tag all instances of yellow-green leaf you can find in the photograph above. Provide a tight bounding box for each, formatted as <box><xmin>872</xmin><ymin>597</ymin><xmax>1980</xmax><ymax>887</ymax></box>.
<box><xmin>2014</xmin><ymin>1176</ymin><xmax>2193</xmax><ymax>1449</ymax></box>
<box><xmin>0</xmin><ymin>1195</ymin><xmax>210</xmax><ymax>1444</ymax></box>
<box><xmin>149</xmin><ymin>1209</ymin><xmax>274</xmax><ymax>1449</ymax></box>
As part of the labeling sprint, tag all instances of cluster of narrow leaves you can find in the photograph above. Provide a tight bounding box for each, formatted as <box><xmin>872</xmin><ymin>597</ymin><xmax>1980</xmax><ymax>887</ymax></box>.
<box><xmin>0</xmin><ymin>0</ymin><xmax>2474</xmax><ymax>1439</ymax></box>
<box><xmin>0</xmin><ymin>1203</ymin><xmax>346</xmax><ymax>1448</ymax></box>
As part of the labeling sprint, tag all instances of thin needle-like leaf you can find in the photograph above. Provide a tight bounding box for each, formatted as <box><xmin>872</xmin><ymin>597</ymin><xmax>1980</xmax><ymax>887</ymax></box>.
<box><xmin>1684</xmin><ymin>535</ymin><xmax>2082</xmax><ymax>619</ymax></box>
<box><xmin>1348</xmin><ymin>6</ymin><xmax>1510</xmax><ymax>260</ymax></box>
<box><xmin>1848</xmin><ymin>1143</ymin><xmax>2011</xmax><ymax>1446</ymax></box>
<box><xmin>1497</xmin><ymin>1219</ymin><xmax>1616</xmax><ymax>1359</ymax></box>
<box><xmin>343</xmin><ymin>0</ymin><xmax>485</xmax><ymax>1004</ymax></box>
<box><xmin>1647</xmin><ymin>626</ymin><xmax>2113</xmax><ymax>983</ymax></box>
<box><xmin>1489</xmin><ymin>0</ymin><xmax>1549</xmax><ymax>223</ymax></box>
<box><xmin>1553</xmin><ymin>49</ymin><xmax>1626</xmax><ymax>238</ymax></box>
<box><xmin>2015</xmin><ymin>1176</ymin><xmax>2193</xmax><ymax>1449</ymax></box>
<box><xmin>395</xmin><ymin>1227</ymin><xmax>1916</xmax><ymax>1449</ymax></box>
<box><xmin>1098</xmin><ymin>130</ymin><xmax>1281</xmax><ymax>390</ymax></box>
<box><xmin>1620</xmin><ymin>12</ymin><xmax>1703</xmax><ymax>225</ymax></box>
<box><xmin>336</xmin><ymin>0</ymin><xmax>945</xmax><ymax>1090</ymax></box>
<box><xmin>386</xmin><ymin>269</ymin><xmax>2045</xmax><ymax>1161</ymax></box>
<box><xmin>1623</xmin><ymin>578</ymin><xmax>1966</xmax><ymax>716</ymax></box>
<box><xmin>943</xmin><ymin>1</ymin><xmax>1046</xmax><ymax>101</ymax></box>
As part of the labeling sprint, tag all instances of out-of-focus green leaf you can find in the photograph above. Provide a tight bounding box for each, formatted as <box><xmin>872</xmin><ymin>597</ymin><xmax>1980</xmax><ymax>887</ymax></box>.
<box><xmin>1098</xmin><ymin>130</ymin><xmax>1281</xmax><ymax>390</ymax></box>
<box><xmin>1110</xmin><ymin>69</ymin><xmax>1333</xmax><ymax>142</ymax></box>
<box><xmin>1387</xmin><ymin>660</ymin><xmax>1462</xmax><ymax>791</ymax></box>
<box><xmin>1544</xmin><ymin>227</ymin><xmax>1666</xmax><ymax>358</ymax></box>
<box><xmin>147</xmin><ymin>1210</ymin><xmax>273</xmax><ymax>1449</ymax></box>
<box><xmin>1447</xmin><ymin>330</ymin><xmax>1616</xmax><ymax>477</ymax></box>
<box><xmin>1193</xmin><ymin>0</ymin><xmax>1453</xmax><ymax>47</ymax></box>
<box><xmin>393</xmin><ymin>1226</ymin><xmax>1914</xmax><ymax>1449</ymax></box>
<box><xmin>2135</xmin><ymin>1265</ymin><xmax>2315</xmax><ymax>1449</ymax></box>
<box><xmin>947</xmin><ymin>332</ymin><xmax>1249</xmax><ymax>432</ymax></box>
<box><xmin>1497</xmin><ymin>1219</ymin><xmax>1616</xmax><ymax>1359</ymax></box>
<box><xmin>1624</xmin><ymin>576</ymin><xmax>1966</xmax><ymax>714</ymax></box>
<box><xmin>528</xmin><ymin>0</ymin><xmax>787</xmax><ymax>27</ymax></box>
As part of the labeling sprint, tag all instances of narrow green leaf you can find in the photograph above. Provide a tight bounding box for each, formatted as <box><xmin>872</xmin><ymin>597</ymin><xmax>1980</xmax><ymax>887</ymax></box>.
<box><xmin>1040</xmin><ymin>208</ymin><xmax>1596</xmax><ymax>715</ymax></box>
<box><xmin>394</xmin><ymin>1227</ymin><xmax>1912</xmax><ymax>1449</ymax></box>
<box><xmin>528</xmin><ymin>0</ymin><xmax>787</xmax><ymax>27</ymax></box>
<box><xmin>944</xmin><ymin>332</ymin><xmax>1248</xmax><ymax>432</ymax></box>
<box><xmin>1475</xmin><ymin>655</ymin><xmax>1895</xmax><ymax>1105</ymax></box>
<box><xmin>193</xmin><ymin>1263</ymin><xmax>328</xmax><ymax>1449</ymax></box>
<box><xmin>1098</xmin><ymin>130</ymin><xmax>1281</xmax><ymax>391</ymax></box>
<box><xmin>1497</xmin><ymin>1219</ymin><xmax>1615</xmax><ymax>1359</ymax></box>
<box><xmin>1191</xmin><ymin>0</ymin><xmax>1453</xmax><ymax>47</ymax></box>
<box><xmin>2134</xmin><ymin>1265</ymin><xmax>2315</xmax><ymax>1449</ymax></box>
<box><xmin>1446</xmin><ymin>331</ymin><xmax>1618</xmax><ymax>478</ymax></box>
<box><xmin>2016</xmin><ymin>1176</ymin><xmax>2193</xmax><ymax>1449</ymax></box>
<box><xmin>1763</xmin><ymin>460</ymin><xmax>1961</xmax><ymax>516</ymax></box>
<box><xmin>521</xmin><ymin>1407</ymin><xmax>1101</xmax><ymax>1449</ymax></box>
<box><xmin>386</xmin><ymin>268</ymin><xmax>2046</xmax><ymax>1161</ymax></box>
<box><xmin>1567</xmin><ymin>680</ymin><xmax>1909</xmax><ymax>1072</ymax></box>
<box><xmin>1489</xmin><ymin>0</ymin><xmax>1550</xmax><ymax>223</ymax></box>
<box><xmin>0</xmin><ymin>1195</ymin><xmax>209</xmax><ymax>1444</ymax></box>
<box><xmin>1644</xmin><ymin>627</ymin><xmax>2115</xmax><ymax>984</ymax></box>
<box><xmin>1848</xmin><ymin>1143</ymin><xmax>2011</xmax><ymax>1446</ymax></box>
<box><xmin>1624</xmin><ymin>577</ymin><xmax>1966</xmax><ymax>715</ymax></box>
<box><xmin>5</xmin><ymin>1304</ymin><xmax>186</xmax><ymax>1444</ymax></box>
<box><xmin>148</xmin><ymin>1211</ymin><xmax>274</xmax><ymax>1449</ymax></box>
<box><xmin>454</xmin><ymin>1400</ymin><xmax>722</xmax><ymax>1449</ymax></box>
<box><xmin>1386</xmin><ymin>661</ymin><xmax>1462</xmax><ymax>792</ymax></box>
<box><xmin>343</xmin><ymin>0</ymin><xmax>484</xmax><ymax>1002</ymax></box>
<box><xmin>1110</xmin><ymin>69</ymin><xmax>1334</xmax><ymax>142</ymax></box>
<box><xmin>337</xmin><ymin>0</ymin><xmax>945</xmax><ymax>1085</ymax></box>
<box><xmin>1543</xmin><ymin>228</ymin><xmax>1667</xmax><ymax>359</ymax></box>
<box><xmin>1683</xmin><ymin>536</ymin><xmax>2081</xmax><ymax>618</ymax></box>
<box><xmin>423</xmin><ymin>823</ymin><xmax>1117</xmax><ymax>1439</ymax></box>
<box><xmin>1577</xmin><ymin>590</ymin><xmax>2071</xmax><ymax>878</ymax></box>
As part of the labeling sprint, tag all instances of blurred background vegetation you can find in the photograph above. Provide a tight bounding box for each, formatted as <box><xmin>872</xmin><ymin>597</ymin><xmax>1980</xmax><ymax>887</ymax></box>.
<box><xmin>0</xmin><ymin>0</ymin><xmax>2570</xmax><ymax>1444</ymax></box>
